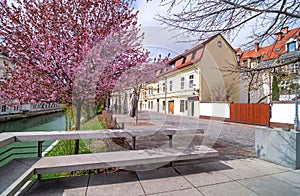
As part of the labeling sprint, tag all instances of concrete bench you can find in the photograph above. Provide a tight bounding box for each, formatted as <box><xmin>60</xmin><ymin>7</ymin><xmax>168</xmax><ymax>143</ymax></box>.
<box><xmin>0</xmin><ymin>146</ymin><xmax>218</xmax><ymax>196</ymax></box>
<box><xmin>0</xmin><ymin>129</ymin><xmax>214</xmax><ymax>196</ymax></box>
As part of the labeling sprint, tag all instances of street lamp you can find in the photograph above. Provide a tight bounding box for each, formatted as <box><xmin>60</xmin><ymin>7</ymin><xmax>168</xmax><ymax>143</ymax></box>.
<box><xmin>293</xmin><ymin>64</ymin><xmax>300</xmax><ymax>132</ymax></box>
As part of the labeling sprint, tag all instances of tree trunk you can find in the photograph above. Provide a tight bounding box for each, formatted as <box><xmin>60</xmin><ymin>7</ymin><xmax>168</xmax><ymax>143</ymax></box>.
<box><xmin>75</xmin><ymin>104</ymin><xmax>82</xmax><ymax>130</ymax></box>
<box><xmin>134</xmin><ymin>87</ymin><xmax>141</xmax><ymax>125</ymax></box>
<box><xmin>74</xmin><ymin>103</ymin><xmax>82</xmax><ymax>154</ymax></box>
<box><xmin>247</xmin><ymin>72</ymin><xmax>255</xmax><ymax>104</ymax></box>
<box><xmin>86</xmin><ymin>104</ymin><xmax>91</xmax><ymax>120</ymax></box>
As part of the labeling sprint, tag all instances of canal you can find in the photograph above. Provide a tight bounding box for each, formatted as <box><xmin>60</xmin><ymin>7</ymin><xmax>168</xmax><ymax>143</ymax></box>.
<box><xmin>0</xmin><ymin>112</ymin><xmax>66</xmax><ymax>132</ymax></box>
<box><xmin>0</xmin><ymin>112</ymin><xmax>66</xmax><ymax>166</ymax></box>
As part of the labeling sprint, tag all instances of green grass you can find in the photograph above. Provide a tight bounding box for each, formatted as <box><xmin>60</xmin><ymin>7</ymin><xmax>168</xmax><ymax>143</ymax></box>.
<box><xmin>81</xmin><ymin>117</ymin><xmax>106</xmax><ymax>130</ymax></box>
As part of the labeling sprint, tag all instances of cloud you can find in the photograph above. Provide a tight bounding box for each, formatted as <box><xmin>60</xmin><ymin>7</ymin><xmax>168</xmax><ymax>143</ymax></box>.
<box><xmin>141</xmin><ymin>26</ymin><xmax>194</xmax><ymax>58</ymax></box>
<box><xmin>134</xmin><ymin>1</ymin><xmax>196</xmax><ymax>58</ymax></box>
<box><xmin>134</xmin><ymin>1</ymin><xmax>167</xmax><ymax>26</ymax></box>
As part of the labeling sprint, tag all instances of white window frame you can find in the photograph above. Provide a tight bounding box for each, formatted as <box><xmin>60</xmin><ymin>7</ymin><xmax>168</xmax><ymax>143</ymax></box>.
<box><xmin>181</xmin><ymin>77</ymin><xmax>184</xmax><ymax>89</ymax></box>
<box><xmin>189</xmin><ymin>75</ymin><xmax>194</xmax><ymax>88</ymax></box>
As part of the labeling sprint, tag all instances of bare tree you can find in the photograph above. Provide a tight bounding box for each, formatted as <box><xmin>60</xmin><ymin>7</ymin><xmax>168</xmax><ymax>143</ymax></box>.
<box><xmin>211</xmin><ymin>82</ymin><xmax>238</xmax><ymax>102</ymax></box>
<box><xmin>219</xmin><ymin>54</ymin><xmax>300</xmax><ymax>103</ymax></box>
<box><xmin>242</xmin><ymin>69</ymin><xmax>268</xmax><ymax>103</ymax></box>
<box><xmin>155</xmin><ymin>0</ymin><xmax>300</xmax><ymax>47</ymax></box>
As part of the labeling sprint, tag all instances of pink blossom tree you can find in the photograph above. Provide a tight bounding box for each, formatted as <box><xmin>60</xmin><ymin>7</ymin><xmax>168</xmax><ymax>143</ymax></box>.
<box><xmin>0</xmin><ymin>0</ymin><xmax>148</xmax><ymax>132</ymax></box>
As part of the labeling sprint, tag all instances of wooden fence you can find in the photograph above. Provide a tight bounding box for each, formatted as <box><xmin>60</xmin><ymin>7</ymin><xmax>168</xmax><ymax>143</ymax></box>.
<box><xmin>230</xmin><ymin>103</ymin><xmax>271</xmax><ymax>126</ymax></box>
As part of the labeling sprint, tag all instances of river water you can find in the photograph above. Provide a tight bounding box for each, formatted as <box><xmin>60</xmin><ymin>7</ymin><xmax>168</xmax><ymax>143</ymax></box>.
<box><xmin>0</xmin><ymin>112</ymin><xmax>66</xmax><ymax>133</ymax></box>
<box><xmin>0</xmin><ymin>112</ymin><xmax>66</xmax><ymax>166</ymax></box>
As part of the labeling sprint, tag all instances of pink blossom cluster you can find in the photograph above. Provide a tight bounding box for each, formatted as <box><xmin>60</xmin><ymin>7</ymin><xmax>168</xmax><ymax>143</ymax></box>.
<box><xmin>0</xmin><ymin>0</ymin><xmax>148</xmax><ymax>107</ymax></box>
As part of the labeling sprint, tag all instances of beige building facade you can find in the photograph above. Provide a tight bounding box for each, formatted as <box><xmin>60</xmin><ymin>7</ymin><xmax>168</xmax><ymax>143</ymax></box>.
<box><xmin>139</xmin><ymin>34</ymin><xmax>240</xmax><ymax>117</ymax></box>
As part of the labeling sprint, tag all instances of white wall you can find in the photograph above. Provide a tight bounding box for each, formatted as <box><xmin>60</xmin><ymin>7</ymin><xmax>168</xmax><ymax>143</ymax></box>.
<box><xmin>271</xmin><ymin>103</ymin><xmax>299</xmax><ymax>124</ymax></box>
<box><xmin>199</xmin><ymin>102</ymin><xmax>299</xmax><ymax>125</ymax></box>
<box><xmin>199</xmin><ymin>102</ymin><xmax>230</xmax><ymax>118</ymax></box>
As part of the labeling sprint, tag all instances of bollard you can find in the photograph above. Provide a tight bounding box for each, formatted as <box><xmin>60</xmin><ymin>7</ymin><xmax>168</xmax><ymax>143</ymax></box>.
<box><xmin>168</xmin><ymin>135</ymin><xmax>173</xmax><ymax>148</ymax></box>
<box><xmin>132</xmin><ymin>136</ymin><xmax>136</xmax><ymax>150</ymax></box>
<box><xmin>37</xmin><ymin>141</ymin><xmax>44</xmax><ymax>180</ymax></box>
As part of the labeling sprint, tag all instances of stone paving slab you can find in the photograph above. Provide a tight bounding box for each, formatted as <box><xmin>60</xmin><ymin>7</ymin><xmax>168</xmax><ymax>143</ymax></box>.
<box><xmin>136</xmin><ymin>167</ymin><xmax>193</xmax><ymax>195</ymax></box>
<box><xmin>174</xmin><ymin>163</ymin><xmax>233</xmax><ymax>187</ymax></box>
<box><xmin>149</xmin><ymin>188</ymin><xmax>202</xmax><ymax>196</ymax></box>
<box><xmin>208</xmin><ymin>160</ymin><xmax>264</xmax><ymax>180</ymax></box>
<box><xmin>87</xmin><ymin>171</ymin><xmax>144</xmax><ymax>196</ymax></box>
<box><xmin>24</xmin><ymin>175</ymin><xmax>89</xmax><ymax>196</ymax></box>
<box><xmin>272</xmin><ymin>170</ymin><xmax>300</xmax><ymax>188</ymax></box>
<box><xmin>237</xmin><ymin>158</ymin><xmax>292</xmax><ymax>174</ymax></box>
<box><xmin>239</xmin><ymin>175</ymin><xmax>300</xmax><ymax>196</ymax></box>
<box><xmin>198</xmin><ymin>181</ymin><xmax>259</xmax><ymax>196</ymax></box>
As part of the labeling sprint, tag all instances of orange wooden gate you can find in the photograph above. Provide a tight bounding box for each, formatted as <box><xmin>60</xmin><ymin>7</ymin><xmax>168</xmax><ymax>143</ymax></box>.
<box><xmin>230</xmin><ymin>103</ymin><xmax>270</xmax><ymax>126</ymax></box>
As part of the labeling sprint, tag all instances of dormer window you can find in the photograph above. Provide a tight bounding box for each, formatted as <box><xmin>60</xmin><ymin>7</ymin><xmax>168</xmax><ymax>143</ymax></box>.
<box><xmin>182</xmin><ymin>57</ymin><xmax>186</xmax><ymax>64</ymax></box>
<box><xmin>287</xmin><ymin>42</ymin><xmax>296</xmax><ymax>52</ymax></box>
<box><xmin>242</xmin><ymin>59</ymin><xmax>248</xmax><ymax>67</ymax></box>
<box><xmin>169</xmin><ymin>63</ymin><xmax>175</xmax><ymax>69</ymax></box>
<box><xmin>286</xmin><ymin>37</ymin><xmax>298</xmax><ymax>53</ymax></box>
<box><xmin>191</xmin><ymin>51</ymin><xmax>196</xmax><ymax>59</ymax></box>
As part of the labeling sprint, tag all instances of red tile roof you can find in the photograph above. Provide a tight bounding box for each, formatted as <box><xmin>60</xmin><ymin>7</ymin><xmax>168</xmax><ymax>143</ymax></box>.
<box><xmin>158</xmin><ymin>34</ymin><xmax>219</xmax><ymax>76</ymax></box>
<box><xmin>240</xmin><ymin>27</ymin><xmax>300</xmax><ymax>62</ymax></box>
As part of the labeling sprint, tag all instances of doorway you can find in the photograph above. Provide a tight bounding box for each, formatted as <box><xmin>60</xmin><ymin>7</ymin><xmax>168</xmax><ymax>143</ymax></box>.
<box><xmin>168</xmin><ymin>101</ymin><xmax>174</xmax><ymax>114</ymax></box>
<box><xmin>189</xmin><ymin>101</ymin><xmax>194</xmax><ymax>117</ymax></box>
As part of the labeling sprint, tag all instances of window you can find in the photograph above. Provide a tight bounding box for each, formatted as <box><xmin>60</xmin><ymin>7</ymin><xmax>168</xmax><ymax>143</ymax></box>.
<box><xmin>185</xmin><ymin>100</ymin><xmax>188</xmax><ymax>110</ymax></box>
<box><xmin>1</xmin><ymin>105</ymin><xmax>6</xmax><ymax>113</ymax></box>
<box><xmin>13</xmin><ymin>106</ymin><xmax>19</xmax><ymax>112</ymax></box>
<box><xmin>162</xmin><ymin>82</ymin><xmax>165</xmax><ymax>92</ymax></box>
<box><xmin>151</xmin><ymin>101</ymin><xmax>153</xmax><ymax>109</ymax></box>
<box><xmin>169</xmin><ymin>81</ymin><xmax>173</xmax><ymax>91</ymax></box>
<box><xmin>157</xmin><ymin>84</ymin><xmax>160</xmax><ymax>93</ymax></box>
<box><xmin>182</xmin><ymin>57</ymin><xmax>186</xmax><ymax>64</ymax></box>
<box><xmin>148</xmin><ymin>87</ymin><xmax>153</xmax><ymax>95</ymax></box>
<box><xmin>242</xmin><ymin>59</ymin><xmax>248</xmax><ymax>67</ymax></box>
<box><xmin>162</xmin><ymin>101</ymin><xmax>166</xmax><ymax>110</ymax></box>
<box><xmin>287</xmin><ymin>42</ymin><xmax>296</xmax><ymax>52</ymax></box>
<box><xmin>180</xmin><ymin>100</ymin><xmax>184</xmax><ymax>112</ymax></box>
<box><xmin>189</xmin><ymin>75</ymin><xmax>194</xmax><ymax>88</ymax></box>
<box><xmin>181</xmin><ymin>77</ymin><xmax>185</xmax><ymax>89</ymax></box>
<box><xmin>191</xmin><ymin>51</ymin><xmax>196</xmax><ymax>59</ymax></box>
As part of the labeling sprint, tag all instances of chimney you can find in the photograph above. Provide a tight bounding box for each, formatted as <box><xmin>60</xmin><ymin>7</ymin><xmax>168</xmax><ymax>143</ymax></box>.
<box><xmin>274</xmin><ymin>32</ymin><xmax>283</xmax><ymax>41</ymax></box>
<box><xmin>254</xmin><ymin>43</ymin><xmax>259</xmax><ymax>52</ymax></box>
<box><xmin>281</xmin><ymin>26</ymin><xmax>289</xmax><ymax>34</ymax></box>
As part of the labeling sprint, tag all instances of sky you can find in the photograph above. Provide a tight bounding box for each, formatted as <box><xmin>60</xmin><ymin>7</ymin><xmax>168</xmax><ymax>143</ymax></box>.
<box><xmin>131</xmin><ymin>1</ymin><xmax>250</xmax><ymax>59</ymax></box>
<box><xmin>132</xmin><ymin>1</ymin><xmax>299</xmax><ymax>59</ymax></box>
<box><xmin>132</xmin><ymin>1</ymin><xmax>198</xmax><ymax>59</ymax></box>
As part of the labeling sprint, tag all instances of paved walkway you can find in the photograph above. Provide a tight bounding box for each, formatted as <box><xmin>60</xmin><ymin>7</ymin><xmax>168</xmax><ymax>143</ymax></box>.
<box><xmin>114</xmin><ymin>111</ymin><xmax>262</xmax><ymax>160</ymax></box>
<box><xmin>23</xmin><ymin>112</ymin><xmax>300</xmax><ymax>195</ymax></box>
<box><xmin>25</xmin><ymin>158</ymin><xmax>300</xmax><ymax>195</ymax></box>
